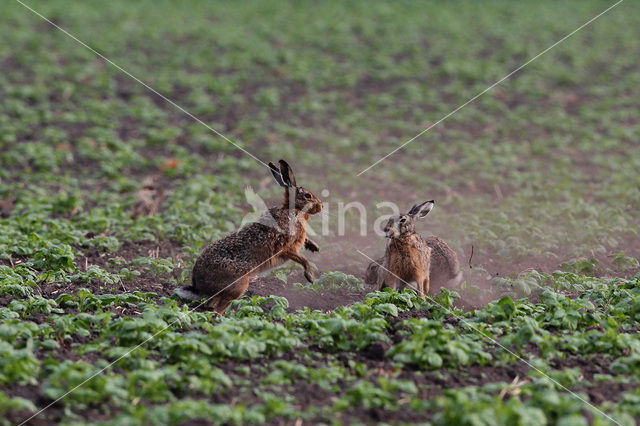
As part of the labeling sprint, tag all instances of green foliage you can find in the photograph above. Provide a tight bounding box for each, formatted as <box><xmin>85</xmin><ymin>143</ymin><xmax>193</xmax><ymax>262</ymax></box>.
<box><xmin>42</xmin><ymin>361</ymin><xmax>125</xmax><ymax>407</ymax></box>
<box><xmin>490</xmin><ymin>271</ymin><xmax>546</xmax><ymax>299</ymax></box>
<box><xmin>389</xmin><ymin>318</ymin><xmax>492</xmax><ymax>369</ymax></box>
<box><xmin>0</xmin><ymin>391</ymin><xmax>36</xmax><ymax>417</ymax></box>
<box><xmin>561</xmin><ymin>258</ymin><xmax>600</xmax><ymax>276</ymax></box>
<box><xmin>335</xmin><ymin>378</ymin><xmax>417</xmax><ymax>411</ymax></box>
<box><xmin>431</xmin><ymin>387</ymin><xmax>547</xmax><ymax>426</ymax></box>
<box><xmin>295</xmin><ymin>270</ymin><xmax>364</xmax><ymax>292</ymax></box>
<box><xmin>0</xmin><ymin>340</ymin><xmax>40</xmax><ymax>385</ymax></box>
<box><xmin>608</xmin><ymin>252</ymin><xmax>640</xmax><ymax>272</ymax></box>
<box><xmin>270</xmin><ymin>262</ymin><xmax>302</xmax><ymax>284</ymax></box>
<box><xmin>1</xmin><ymin>258</ymin><xmax>639</xmax><ymax>425</ymax></box>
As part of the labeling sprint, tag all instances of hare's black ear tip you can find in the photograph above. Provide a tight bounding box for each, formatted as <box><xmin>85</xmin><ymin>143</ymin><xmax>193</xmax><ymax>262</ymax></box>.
<box><xmin>429</xmin><ymin>200</ymin><xmax>435</xmax><ymax>205</ymax></box>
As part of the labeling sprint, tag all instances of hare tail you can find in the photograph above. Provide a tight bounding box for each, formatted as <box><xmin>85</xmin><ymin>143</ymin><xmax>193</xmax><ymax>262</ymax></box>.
<box><xmin>174</xmin><ymin>286</ymin><xmax>203</xmax><ymax>300</ymax></box>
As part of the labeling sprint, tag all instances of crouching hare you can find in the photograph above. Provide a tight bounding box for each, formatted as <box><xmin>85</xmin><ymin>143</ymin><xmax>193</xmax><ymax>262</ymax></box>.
<box><xmin>372</xmin><ymin>201</ymin><xmax>462</xmax><ymax>298</ymax></box>
<box><xmin>175</xmin><ymin>160</ymin><xmax>322</xmax><ymax>315</ymax></box>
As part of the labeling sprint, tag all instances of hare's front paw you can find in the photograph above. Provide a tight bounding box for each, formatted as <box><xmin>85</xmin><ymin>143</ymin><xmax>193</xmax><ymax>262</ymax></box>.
<box><xmin>304</xmin><ymin>270</ymin><xmax>315</xmax><ymax>283</ymax></box>
<box><xmin>304</xmin><ymin>239</ymin><xmax>319</xmax><ymax>252</ymax></box>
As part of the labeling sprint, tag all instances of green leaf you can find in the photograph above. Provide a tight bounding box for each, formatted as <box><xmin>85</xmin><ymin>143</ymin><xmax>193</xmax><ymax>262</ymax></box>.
<box><xmin>374</xmin><ymin>303</ymin><xmax>398</xmax><ymax>317</ymax></box>
<box><xmin>426</xmin><ymin>352</ymin><xmax>443</xmax><ymax>368</ymax></box>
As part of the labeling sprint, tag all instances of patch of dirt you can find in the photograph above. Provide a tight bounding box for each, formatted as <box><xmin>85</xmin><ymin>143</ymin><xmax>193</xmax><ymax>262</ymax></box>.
<box><xmin>129</xmin><ymin>175</ymin><xmax>168</xmax><ymax>219</ymax></box>
<box><xmin>246</xmin><ymin>275</ymin><xmax>369</xmax><ymax>312</ymax></box>
<box><xmin>0</xmin><ymin>196</ymin><xmax>14</xmax><ymax>217</ymax></box>
<box><xmin>0</xmin><ymin>254</ymin><xmax>28</xmax><ymax>268</ymax></box>
<box><xmin>0</xmin><ymin>295</ymin><xmax>14</xmax><ymax>308</ymax></box>
<box><xmin>469</xmin><ymin>236</ymin><xmax>640</xmax><ymax>282</ymax></box>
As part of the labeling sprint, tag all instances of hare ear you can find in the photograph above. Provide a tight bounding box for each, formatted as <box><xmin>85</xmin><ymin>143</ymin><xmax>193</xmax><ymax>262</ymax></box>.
<box><xmin>269</xmin><ymin>162</ymin><xmax>287</xmax><ymax>187</ymax></box>
<box><xmin>408</xmin><ymin>200</ymin><xmax>435</xmax><ymax>218</ymax></box>
<box><xmin>278</xmin><ymin>159</ymin><xmax>297</xmax><ymax>187</ymax></box>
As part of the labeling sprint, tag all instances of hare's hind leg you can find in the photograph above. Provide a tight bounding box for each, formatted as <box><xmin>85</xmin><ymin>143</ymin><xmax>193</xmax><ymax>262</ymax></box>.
<box><xmin>413</xmin><ymin>275</ymin><xmax>425</xmax><ymax>300</ymax></box>
<box><xmin>423</xmin><ymin>275</ymin><xmax>430</xmax><ymax>297</ymax></box>
<box><xmin>406</xmin><ymin>272</ymin><xmax>425</xmax><ymax>299</ymax></box>
<box><xmin>378</xmin><ymin>270</ymin><xmax>395</xmax><ymax>291</ymax></box>
<box><xmin>210</xmin><ymin>275</ymin><xmax>251</xmax><ymax>315</ymax></box>
<box><xmin>204</xmin><ymin>293</ymin><xmax>222</xmax><ymax>313</ymax></box>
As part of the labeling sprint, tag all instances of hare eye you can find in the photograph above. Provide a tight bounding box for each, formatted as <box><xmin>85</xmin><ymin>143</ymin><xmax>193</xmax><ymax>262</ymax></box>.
<box><xmin>399</xmin><ymin>217</ymin><xmax>406</xmax><ymax>223</ymax></box>
<box><xmin>304</xmin><ymin>193</ymin><xmax>312</xmax><ymax>199</ymax></box>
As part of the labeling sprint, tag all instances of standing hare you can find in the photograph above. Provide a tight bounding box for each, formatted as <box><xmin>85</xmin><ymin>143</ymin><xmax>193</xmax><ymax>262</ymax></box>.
<box><xmin>372</xmin><ymin>201</ymin><xmax>462</xmax><ymax>298</ymax></box>
<box><xmin>175</xmin><ymin>160</ymin><xmax>322</xmax><ymax>315</ymax></box>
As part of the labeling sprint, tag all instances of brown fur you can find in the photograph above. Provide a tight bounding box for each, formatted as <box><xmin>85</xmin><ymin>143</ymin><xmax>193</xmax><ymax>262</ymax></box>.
<box><xmin>378</xmin><ymin>233</ymin><xmax>431</xmax><ymax>299</ymax></box>
<box><xmin>424</xmin><ymin>235</ymin><xmax>462</xmax><ymax>288</ymax></box>
<box><xmin>178</xmin><ymin>161</ymin><xmax>322</xmax><ymax>315</ymax></box>
<box><xmin>371</xmin><ymin>201</ymin><xmax>462</xmax><ymax>298</ymax></box>
<box><xmin>366</xmin><ymin>235</ymin><xmax>462</xmax><ymax>290</ymax></box>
